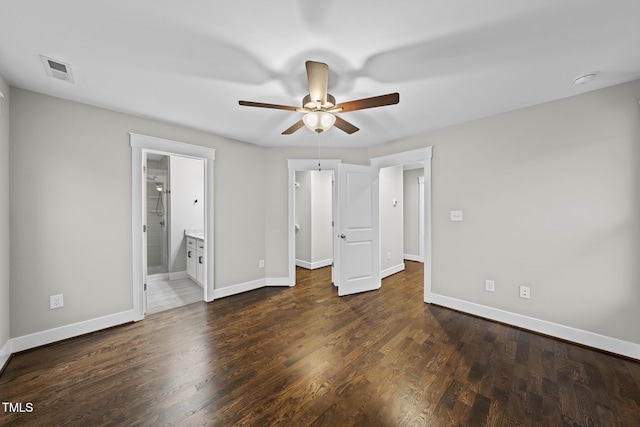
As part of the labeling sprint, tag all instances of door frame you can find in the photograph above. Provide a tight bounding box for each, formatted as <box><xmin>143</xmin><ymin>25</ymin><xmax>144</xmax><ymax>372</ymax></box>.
<box><xmin>287</xmin><ymin>159</ymin><xmax>342</xmax><ymax>286</ymax></box>
<box><xmin>419</xmin><ymin>175</ymin><xmax>425</xmax><ymax>263</ymax></box>
<box><xmin>371</xmin><ymin>147</ymin><xmax>433</xmax><ymax>303</ymax></box>
<box><xmin>130</xmin><ymin>133</ymin><xmax>215</xmax><ymax>320</ymax></box>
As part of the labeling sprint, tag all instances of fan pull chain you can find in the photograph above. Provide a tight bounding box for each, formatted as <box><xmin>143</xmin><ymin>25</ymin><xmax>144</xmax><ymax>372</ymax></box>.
<box><xmin>317</xmin><ymin>132</ymin><xmax>321</xmax><ymax>171</ymax></box>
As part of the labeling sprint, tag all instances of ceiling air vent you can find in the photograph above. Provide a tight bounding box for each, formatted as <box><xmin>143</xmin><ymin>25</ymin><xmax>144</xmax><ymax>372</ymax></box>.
<box><xmin>40</xmin><ymin>55</ymin><xmax>74</xmax><ymax>83</ymax></box>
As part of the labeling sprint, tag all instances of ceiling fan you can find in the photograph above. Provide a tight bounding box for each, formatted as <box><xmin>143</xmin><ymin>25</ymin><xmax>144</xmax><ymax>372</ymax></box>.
<box><xmin>239</xmin><ymin>61</ymin><xmax>399</xmax><ymax>135</ymax></box>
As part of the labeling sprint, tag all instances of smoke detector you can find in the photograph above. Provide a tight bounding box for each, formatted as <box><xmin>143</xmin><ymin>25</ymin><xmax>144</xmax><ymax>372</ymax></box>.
<box><xmin>40</xmin><ymin>55</ymin><xmax>74</xmax><ymax>83</ymax></box>
<box><xmin>573</xmin><ymin>73</ymin><xmax>596</xmax><ymax>85</ymax></box>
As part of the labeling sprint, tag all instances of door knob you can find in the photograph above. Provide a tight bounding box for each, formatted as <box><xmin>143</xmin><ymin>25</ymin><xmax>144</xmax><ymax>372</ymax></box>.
<box><xmin>339</xmin><ymin>234</ymin><xmax>346</xmax><ymax>239</ymax></box>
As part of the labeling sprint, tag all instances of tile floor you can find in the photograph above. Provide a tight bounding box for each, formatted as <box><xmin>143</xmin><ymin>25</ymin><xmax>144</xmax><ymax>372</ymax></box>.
<box><xmin>146</xmin><ymin>275</ymin><xmax>203</xmax><ymax>314</ymax></box>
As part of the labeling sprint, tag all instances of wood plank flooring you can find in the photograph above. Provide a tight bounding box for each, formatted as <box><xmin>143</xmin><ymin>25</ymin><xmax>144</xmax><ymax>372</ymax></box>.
<box><xmin>1</xmin><ymin>261</ymin><xmax>639</xmax><ymax>426</ymax></box>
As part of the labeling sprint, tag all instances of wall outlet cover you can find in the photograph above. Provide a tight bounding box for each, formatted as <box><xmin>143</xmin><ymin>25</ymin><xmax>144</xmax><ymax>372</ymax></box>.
<box><xmin>50</xmin><ymin>294</ymin><xmax>64</xmax><ymax>309</ymax></box>
<box><xmin>450</xmin><ymin>210</ymin><xmax>463</xmax><ymax>221</ymax></box>
<box><xmin>485</xmin><ymin>280</ymin><xmax>495</xmax><ymax>292</ymax></box>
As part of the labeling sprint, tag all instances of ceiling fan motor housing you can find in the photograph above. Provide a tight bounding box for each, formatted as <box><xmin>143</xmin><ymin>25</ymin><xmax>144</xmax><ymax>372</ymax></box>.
<box><xmin>303</xmin><ymin>93</ymin><xmax>336</xmax><ymax>110</ymax></box>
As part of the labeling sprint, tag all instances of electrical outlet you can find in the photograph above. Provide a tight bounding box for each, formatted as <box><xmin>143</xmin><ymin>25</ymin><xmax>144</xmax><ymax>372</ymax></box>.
<box><xmin>485</xmin><ymin>280</ymin><xmax>495</xmax><ymax>292</ymax></box>
<box><xmin>259</xmin><ymin>259</ymin><xmax>265</xmax><ymax>268</ymax></box>
<box><xmin>450</xmin><ymin>210</ymin><xmax>463</xmax><ymax>221</ymax></box>
<box><xmin>387</xmin><ymin>252</ymin><xmax>391</xmax><ymax>260</ymax></box>
<box><xmin>50</xmin><ymin>294</ymin><xmax>64</xmax><ymax>309</ymax></box>
<box><xmin>519</xmin><ymin>286</ymin><xmax>531</xmax><ymax>299</ymax></box>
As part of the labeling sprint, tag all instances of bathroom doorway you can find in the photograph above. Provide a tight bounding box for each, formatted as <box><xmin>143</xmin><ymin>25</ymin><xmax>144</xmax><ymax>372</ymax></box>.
<box><xmin>145</xmin><ymin>154</ymin><xmax>206</xmax><ymax>314</ymax></box>
<box><xmin>130</xmin><ymin>133</ymin><xmax>215</xmax><ymax>321</ymax></box>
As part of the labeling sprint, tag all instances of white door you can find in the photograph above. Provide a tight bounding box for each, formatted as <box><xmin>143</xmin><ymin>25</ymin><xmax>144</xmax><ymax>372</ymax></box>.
<box><xmin>335</xmin><ymin>163</ymin><xmax>380</xmax><ymax>296</ymax></box>
<box><xmin>142</xmin><ymin>157</ymin><xmax>148</xmax><ymax>315</ymax></box>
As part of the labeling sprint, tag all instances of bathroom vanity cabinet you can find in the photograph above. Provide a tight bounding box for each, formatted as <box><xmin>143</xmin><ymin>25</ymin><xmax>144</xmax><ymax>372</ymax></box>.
<box><xmin>186</xmin><ymin>235</ymin><xmax>205</xmax><ymax>287</ymax></box>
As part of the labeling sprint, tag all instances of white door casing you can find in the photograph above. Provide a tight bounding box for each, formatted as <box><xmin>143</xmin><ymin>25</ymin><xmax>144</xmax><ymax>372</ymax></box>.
<box><xmin>336</xmin><ymin>163</ymin><xmax>381</xmax><ymax>296</ymax></box>
<box><xmin>142</xmin><ymin>153</ymin><xmax>148</xmax><ymax>314</ymax></box>
<box><xmin>131</xmin><ymin>133</ymin><xmax>215</xmax><ymax>321</ymax></box>
<box><xmin>419</xmin><ymin>176</ymin><xmax>425</xmax><ymax>263</ymax></box>
<box><xmin>287</xmin><ymin>159</ymin><xmax>342</xmax><ymax>286</ymax></box>
<box><xmin>370</xmin><ymin>147</ymin><xmax>432</xmax><ymax>303</ymax></box>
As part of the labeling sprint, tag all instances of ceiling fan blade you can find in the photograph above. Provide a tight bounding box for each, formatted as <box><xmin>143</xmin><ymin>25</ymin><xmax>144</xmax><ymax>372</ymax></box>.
<box><xmin>334</xmin><ymin>93</ymin><xmax>399</xmax><ymax>113</ymax></box>
<box><xmin>333</xmin><ymin>116</ymin><xmax>359</xmax><ymax>134</ymax></box>
<box><xmin>282</xmin><ymin>120</ymin><xmax>305</xmax><ymax>135</ymax></box>
<box><xmin>306</xmin><ymin>61</ymin><xmax>329</xmax><ymax>105</ymax></box>
<box><xmin>239</xmin><ymin>100</ymin><xmax>298</xmax><ymax>111</ymax></box>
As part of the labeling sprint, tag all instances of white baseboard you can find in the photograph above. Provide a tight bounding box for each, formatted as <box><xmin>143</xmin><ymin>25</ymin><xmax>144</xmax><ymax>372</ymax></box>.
<box><xmin>295</xmin><ymin>258</ymin><xmax>332</xmax><ymax>270</ymax></box>
<box><xmin>295</xmin><ymin>259</ymin><xmax>311</xmax><ymax>269</ymax></box>
<box><xmin>6</xmin><ymin>279</ymin><xmax>637</xmax><ymax>365</ymax></box>
<box><xmin>213</xmin><ymin>278</ymin><xmax>266</xmax><ymax>299</ymax></box>
<box><xmin>429</xmin><ymin>293</ymin><xmax>640</xmax><ymax>360</ymax></box>
<box><xmin>4</xmin><ymin>274</ymin><xmax>293</xmax><ymax>360</ymax></box>
<box><xmin>168</xmin><ymin>271</ymin><xmax>188</xmax><ymax>281</ymax></box>
<box><xmin>381</xmin><ymin>262</ymin><xmax>405</xmax><ymax>279</ymax></box>
<box><xmin>11</xmin><ymin>310</ymin><xmax>137</xmax><ymax>354</ymax></box>
<box><xmin>1</xmin><ymin>338</ymin><xmax>11</xmax><ymax>372</ymax></box>
<box><xmin>212</xmin><ymin>276</ymin><xmax>293</xmax><ymax>300</ymax></box>
<box><xmin>266</xmin><ymin>277</ymin><xmax>294</xmax><ymax>287</ymax></box>
<box><xmin>404</xmin><ymin>253</ymin><xmax>423</xmax><ymax>263</ymax></box>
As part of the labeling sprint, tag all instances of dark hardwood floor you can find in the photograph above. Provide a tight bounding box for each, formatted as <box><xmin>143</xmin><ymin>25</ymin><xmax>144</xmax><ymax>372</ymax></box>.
<box><xmin>1</xmin><ymin>261</ymin><xmax>639</xmax><ymax>426</ymax></box>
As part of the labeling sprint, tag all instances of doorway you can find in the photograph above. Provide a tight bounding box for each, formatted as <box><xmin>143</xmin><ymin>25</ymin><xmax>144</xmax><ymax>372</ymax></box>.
<box><xmin>287</xmin><ymin>159</ymin><xmax>342</xmax><ymax>286</ymax></box>
<box><xmin>371</xmin><ymin>148</ymin><xmax>433</xmax><ymax>303</ymax></box>
<box><xmin>378</xmin><ymin>164</ymin><xmax>406</xmax><ymax>279</ymax></box>
<box><xmin>130</xmin><ymin>133</ymin><xmax>215</xmax><ymax>321</ymax></box>
<box><xmin>294</xmin><ymin>169</ymin><xmax>334</xmax><ymax>271</ymax></box>
<box><xmin>403</xmin><ymin>170</ymin><xmax>425</xmax><ymax>263</ymax></box>
<box><xmin>287</xmin><ymin>159</ymin><xmax>381</xmax><ymax>295</ymax></box>
<box><xmin>145</xmin><ymin>153</ymin><xmax>205</xmax><ymax>314</ymax></box>
<box><xmin>287</xmin><ymin>148</ymin><xmax>432</xmax><ymax>300</ymax></box>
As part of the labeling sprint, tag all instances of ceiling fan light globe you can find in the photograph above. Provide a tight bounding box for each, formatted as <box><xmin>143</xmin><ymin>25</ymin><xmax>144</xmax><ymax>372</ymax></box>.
<box><xmin>320</xmin><ymin>113</ymin><xmax>335</xmax><ymax>128</ymax></box>
<box><xmin>304</xmin><ymin>112</ymin><xmax>318</xmax><ymax>127</ymax></box>
<box><xmin>303</xmin><ymin>111</ymin><xmax>335</xmax><ymax>133</ymax></box>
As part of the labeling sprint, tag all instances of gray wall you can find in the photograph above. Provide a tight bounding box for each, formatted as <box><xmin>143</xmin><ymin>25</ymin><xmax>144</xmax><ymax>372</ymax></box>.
<box><xmin>379</xmin><ymin>165</ymin><xmax>404</xmax><ymax>273</ymax></box>
<box><xmin>146</xmin><ymin>159</ymin><xmax>168</xmax><ymax>270</ymax></box>
<box><xmin>9</xmin><ymin>88</ymin><xmax>267</xmax><ymax>337</ymax></box>
<box><xmin>169</xmin><ymin>156</ymin><xmax>205</xmax><ymax>273</ymax></box>
<box><xmin>0</xmin><ymin>76</ymin><xmax>9</xmax><ymax>353</ymax></box>
<box><xmin>369</xmin><ymin>80</ymin><xmax>640</xmax><ymax>345</ymax></box>
<box><xmin>295</xmin><ymin>171</ymin><xmax>312</xmax><ymax>264</ymax></box>
<box><xmin>311</xmin><ymin>171</ymin><xmax>333</xmax><ymax>264</ymax></box>
<box><xmin>403</xmin><ymin>168</ymin><xmax>422</xmax><ymax>259</ymax></box>
<box><xmin>5</xmin><ymin>78</ymin><xmax>640</xmax><ymax>350</ymax></box>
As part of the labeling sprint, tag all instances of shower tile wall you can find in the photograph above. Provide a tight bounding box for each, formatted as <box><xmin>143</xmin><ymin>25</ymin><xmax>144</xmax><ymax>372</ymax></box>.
<box><xmin>147</xmin><ymin>179</ymin><xmax>164</xmax><ymax>267</ymax></box>
<box><xmin>147</xmin><ymin>158</ymin><xmax>169</xmax><ymax>274</ymax></box>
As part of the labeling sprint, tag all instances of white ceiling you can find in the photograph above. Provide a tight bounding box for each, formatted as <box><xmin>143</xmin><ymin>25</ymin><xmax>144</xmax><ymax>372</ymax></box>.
<box><xmin>1</xmin><ymin>0</ymin><xmax>639</xmax><ymax>148</ymax></box>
